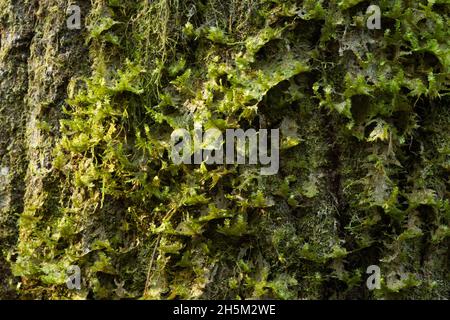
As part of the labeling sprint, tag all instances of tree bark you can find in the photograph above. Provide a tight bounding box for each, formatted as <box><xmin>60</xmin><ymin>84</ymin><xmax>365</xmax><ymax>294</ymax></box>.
<box><xmin>0</xmin><ymin>0</ymin><xmax>448</xmax><ymax>299</ymax></box>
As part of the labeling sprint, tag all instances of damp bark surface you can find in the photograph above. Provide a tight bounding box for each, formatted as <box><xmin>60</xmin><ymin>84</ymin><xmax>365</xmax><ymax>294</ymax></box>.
<box><xmin>0</xmin><ymin>0</ymin><xmax>448</xmax><ymax>299</ymax></box>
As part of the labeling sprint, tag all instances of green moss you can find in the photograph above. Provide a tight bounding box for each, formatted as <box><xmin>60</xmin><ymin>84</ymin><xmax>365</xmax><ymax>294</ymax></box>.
<box><xmin>1</xmin><ymin>0</ymin><xmax>449</xmax><ymax>300</ymax></box>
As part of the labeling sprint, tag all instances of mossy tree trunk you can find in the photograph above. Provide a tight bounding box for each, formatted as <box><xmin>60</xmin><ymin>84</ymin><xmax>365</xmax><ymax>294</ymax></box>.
<box><xmin>0</xmin><ymin>0</ymin><xmax>449</xmax><ymax>299</ymax></box>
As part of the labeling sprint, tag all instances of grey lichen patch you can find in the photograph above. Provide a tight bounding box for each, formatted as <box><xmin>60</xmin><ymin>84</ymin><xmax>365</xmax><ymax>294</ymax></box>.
<box><xmin>0</xmin><ymin>166</ymin><xmax>10</xmax><ymax>210</ymax></box>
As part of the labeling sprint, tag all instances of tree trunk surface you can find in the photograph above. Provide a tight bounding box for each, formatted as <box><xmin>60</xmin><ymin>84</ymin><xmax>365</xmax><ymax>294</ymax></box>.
<box><xmin>0</xmin><ymin>0</ymin><xmax>448</xmax><ymax>299</ymax></box>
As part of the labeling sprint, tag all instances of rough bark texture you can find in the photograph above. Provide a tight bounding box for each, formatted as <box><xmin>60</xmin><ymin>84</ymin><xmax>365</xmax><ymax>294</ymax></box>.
<box><xmin>0</xmin><ymin>0</ymin><xmax>449</xmax><ymax>299</ymax></box>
